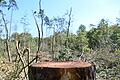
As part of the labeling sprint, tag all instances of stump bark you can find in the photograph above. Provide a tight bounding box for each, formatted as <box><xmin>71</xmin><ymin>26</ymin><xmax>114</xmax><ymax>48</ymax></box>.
<box><xmin>28</xmin><ymin>61</ymin><xmax>96</xmax><ymax>80</ymax></box>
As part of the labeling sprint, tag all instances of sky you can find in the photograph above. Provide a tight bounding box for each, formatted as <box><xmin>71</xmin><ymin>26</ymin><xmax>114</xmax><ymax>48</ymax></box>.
<box><xmin>1</xmin><ymin>0</ymin><xmax>120</xmax><ymax>37</ymax></box>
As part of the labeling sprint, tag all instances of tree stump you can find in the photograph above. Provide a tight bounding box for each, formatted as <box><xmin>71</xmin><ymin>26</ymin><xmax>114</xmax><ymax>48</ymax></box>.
<box><xmin>28</xmin><ymin>61</ymin><xmax>96</xmax><ymax>80</ymax></box>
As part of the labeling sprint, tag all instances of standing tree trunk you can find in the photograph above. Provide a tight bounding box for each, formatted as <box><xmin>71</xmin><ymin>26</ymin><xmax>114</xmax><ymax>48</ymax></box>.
<box><xmin>9</xmin><ymin>7</ymin><xmax>13</xmax><ymax>41</ymax></box>
<box><xmin>33</xmin><ymin>13</ymin><xmax>41</xmax><ymax>62</ymax></box>
<box><xmin>65</xmin><ymin>8</ymin><xmax>72</xmax><ymax>48</ymax></box>
<box><xmin>51</xmin><ymin>27</ymin><xmax>55</xmax><ymax>59</ymax></box>
<box><xmin>39</xmin><ymin>0</ymin><xmax>44</xmax><ymax>51</ymax></box>
<box><xmin>1</xmin><ymin>11</ymin><xmax>12</xmax><ymax>62</ymax></box>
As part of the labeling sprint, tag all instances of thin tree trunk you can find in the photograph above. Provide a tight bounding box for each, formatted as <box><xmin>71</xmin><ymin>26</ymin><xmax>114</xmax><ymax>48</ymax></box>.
<box><xmin>1</xmin><ymin>11</ymin><xmax>12</xmax><ymax>62</ymax></box>
<box><xmin>33</xmin><ymin>14</ymin><xmax>41</xmax><ymax>62</ymax></box>
<box><xmin>52</xmin><ymin>28</ymin><xmax>55</xmax><ymax>58</ymax></box>
<box><xmin>65</xmin><ymin>8</ymin><xmax>72</xmax><ymax>48</ymax></box>
<box><xmin>40</xmin><ymin>17</ymin><xmax>44</xmax><ymax>50</ymax></box>
<box><xmin>39</xmin><ymin>0</ymin><xmax>44</xmax><ymax>51</ymax></box>
<box><xmin>9</xmin><ymin>8</ymin><xmax>13</xmax><ymax>40</ymax></box>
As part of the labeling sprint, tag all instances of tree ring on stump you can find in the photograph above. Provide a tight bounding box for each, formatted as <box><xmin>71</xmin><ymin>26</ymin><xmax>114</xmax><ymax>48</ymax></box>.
<box><xmin>31</xmin><ymin>61</ymin><xmax>92</xmax><ymax>68</ymax></box>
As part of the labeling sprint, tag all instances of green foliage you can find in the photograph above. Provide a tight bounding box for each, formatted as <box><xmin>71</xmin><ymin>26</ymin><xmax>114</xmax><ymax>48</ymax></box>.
<box><xmin>77</xmin><ymin>32</ymin><xmax>88</xmax><ymax>52</ymax></box>
<box><xmin>77</xmin><ymin>24</ymin><xmax>86</xmax><ymax>34</ymax></box>
<box><xmin>75</xmin><ymin>24</ymin><xmax>89</xmax><ymax>54</ymax></box>
<box><xmin>110</xmin><ymin>26</ymin><xmax>120</xmax><ymax>49</ymax></box>
<box><xmin>87</xmin><ymin>19</ymin><xmax>112</xmax><ymax>50</ymax></box>
<box><xmin>54</xmin><ymin>47</ymin><xmax>73</xmax><ymax>61</ymax></box>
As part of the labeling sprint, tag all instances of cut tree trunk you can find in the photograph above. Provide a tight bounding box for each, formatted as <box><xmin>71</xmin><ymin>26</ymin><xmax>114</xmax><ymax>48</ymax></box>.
<box><xmin>28</xmin><ymin>61</ymin><xmax>96</xmax><ymax>80</ymax></box>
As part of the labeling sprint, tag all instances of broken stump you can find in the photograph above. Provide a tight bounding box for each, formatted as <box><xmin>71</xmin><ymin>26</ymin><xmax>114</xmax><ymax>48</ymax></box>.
<box><xmin>28</xmin><ymin>61</ymin><xmax>96</xmax><ymax>80</ymax></box>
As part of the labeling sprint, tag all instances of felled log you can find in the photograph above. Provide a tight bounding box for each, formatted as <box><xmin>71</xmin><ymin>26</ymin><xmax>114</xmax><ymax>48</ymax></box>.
<box><xmin>28</xmin><ymin>61</ymin><xmax>96</xmax><ymax>80</ymax></box>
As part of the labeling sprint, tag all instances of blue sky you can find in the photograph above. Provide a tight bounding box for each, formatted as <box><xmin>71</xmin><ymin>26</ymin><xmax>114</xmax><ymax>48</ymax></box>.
<box><xmin>2</xmin><ymin>0</ymin><xmax>120</xmax><ymax>37</ymax></box>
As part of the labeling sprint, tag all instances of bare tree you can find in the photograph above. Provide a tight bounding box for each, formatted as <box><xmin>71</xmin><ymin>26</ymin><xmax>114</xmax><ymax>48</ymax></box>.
<box><xmin>33</xmin><ymin>0</ymin><xmax>47</xmax><ymax>62</ymax></box>
<box><xmin>65</xmin><ymin>8</ymin><xmax>72</xmax><ymax>48</ymax></box>
<box><xmin>9</xmin><ymin>7</ymin><xmax>13</xmax><ymax>40</ymax></box>
<box><xmin>33</xmin><ymin>12</ymin><xmax>41</xmax><ymax>62</ymax></box>
<box><xmin>39</xmin><ymin>0</ymin><xmax>44</xmax><ymax>51</ymax></box>
<box><xmin>0</xmin><ymin>10</ymin><xmax>12</xmax><ymax>62</ymax></box>
<box><xmin>0</xmin><ymin>0</ymin><xmax>17</xmax><ymax>62</ymax></box>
